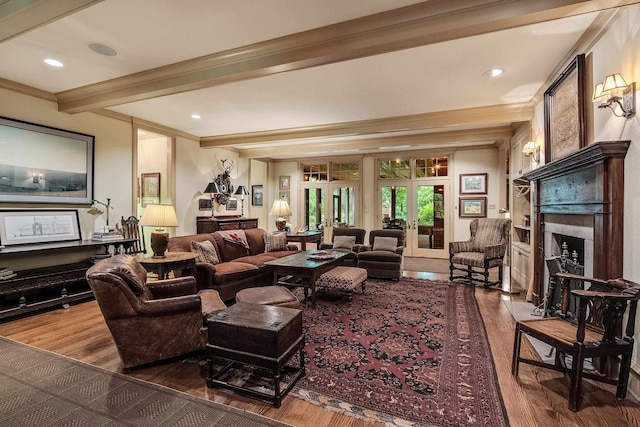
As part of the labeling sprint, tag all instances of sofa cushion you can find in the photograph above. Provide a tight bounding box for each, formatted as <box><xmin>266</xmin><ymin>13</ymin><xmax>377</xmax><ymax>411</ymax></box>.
<box><xmin>190</xmin><ymin>240</ymin><xmax>220</xmax><ymax>264</ymax></box>
<box><xmin>333</xmin><ymin>235</ymin><xmax>356</xmax><ymax>250</ymax></box>
<box><xmin>264</xmin><ymin>232</ymin><xmax>288</xmax><ymax>252</ymax></box>
<box><xmin>212</xmin><ymin>262</ymin><xmax>260</xmax><ymax>285</ymax></box>
<box><xmin>372</xmin><ymin>236</ymin><xmax>398</xmax><ymax>252</ymax></box>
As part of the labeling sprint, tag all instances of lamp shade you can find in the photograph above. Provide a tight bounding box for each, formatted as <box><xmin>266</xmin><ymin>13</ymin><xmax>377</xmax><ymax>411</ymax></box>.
<box><xmin>270</xmin><ymin>200</ymin><xmax>292</xmax><ymax>217</ymax></box>
<box><xmin>522</xmin><ymin>141</ymin><xmax>536</xmax><ymax>155</ymax></box>
<box><xmin>602</xmin><ymin>73</ymin><xmax>628</xmax><ymax>92</ymax></box>
<box><xmin>139</xmin><ymin>204</ymin><xmax>179</xmax><ymax>228</ymax></box>
<box><xmin>139</xmin><ymin>204</ymin><xmax>178</xmax><ymax>258</ymax></box>
<box><xmin>234</xmin><ymin>185</ymin><xmax>249</xmax><ymax>196</ymax></box>
<box><xmin>204</xmin><ymin>181</ymin><xmax>221</xmax><ymax>194</ymax></box>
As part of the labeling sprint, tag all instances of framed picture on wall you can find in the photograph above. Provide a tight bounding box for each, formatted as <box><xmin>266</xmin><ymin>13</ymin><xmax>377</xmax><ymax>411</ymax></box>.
<box><xmin>141</xmin><ymin>173</ymin><xmax>160</xmax><ymax>207</ymax></box>
<box><xmin>0</xmin><ymin>209</ymin><xmax>81</xmax><ymax>246</ymax></box>
<box><xmin>252</xmin><ymin>185</ymin><xmax>263</xmax><ymax>206</ymax></box>
<box><xmin>459</xmin><ymin>173</ymin><xmax>487</xmax><ymax>195</ymax></box>
<box><xmin>459</xmin><ymin>197</ymin><xmax>487</xmax><ymax>218</ymax></box>
<box><xmin>279</xmin><ymin>176</ymin><xmax>290</xmax><ymax>190</ymax></box>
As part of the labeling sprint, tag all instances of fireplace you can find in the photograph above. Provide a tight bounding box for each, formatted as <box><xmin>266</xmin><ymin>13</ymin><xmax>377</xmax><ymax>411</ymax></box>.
<box><xmin>525</xmin><ymin>141</ymin><xmax>630</xmax><ymax>306</ymax></box>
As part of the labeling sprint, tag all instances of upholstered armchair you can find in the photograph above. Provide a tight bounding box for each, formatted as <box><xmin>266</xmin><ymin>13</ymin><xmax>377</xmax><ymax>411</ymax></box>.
<box><xmin>449</xmin><ymin>218</ymin><xmax>511</xmax><ymax>288</ymax></box>
<box><xmin>357</xmin><ymin>229</ymin><xmax>405</xmax><ymax>280</ymax></box>
<box><xmin>86</xmin><ymin>254</ymin><xmax>226</xmax><ymax>370</ymax></box>
<box><xmin>319</xmin><ymin>227</ymin><xmax>366</xmax><ymax>266</ymax></box>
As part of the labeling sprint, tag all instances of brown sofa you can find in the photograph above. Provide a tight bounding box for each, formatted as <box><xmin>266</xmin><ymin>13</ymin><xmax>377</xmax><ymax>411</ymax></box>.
<box><xmin>168</xmin><ymin>228</ymin><xmax>300</xmax><ymax>301</ymax></box>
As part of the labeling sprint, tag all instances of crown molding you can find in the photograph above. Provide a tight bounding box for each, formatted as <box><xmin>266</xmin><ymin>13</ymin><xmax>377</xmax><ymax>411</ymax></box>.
<box><xmin>0</xmin><ymin>76</ymin><xmax>56</xmax><ymax>102</ymax></box>
<box><xmin>54</xmin><ymin>0</ymin><xmax>637</xmax><ymax>114</ymax></box>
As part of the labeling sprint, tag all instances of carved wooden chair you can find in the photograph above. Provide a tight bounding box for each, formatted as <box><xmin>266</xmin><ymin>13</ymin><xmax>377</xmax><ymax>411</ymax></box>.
<box><xmin>449</xmin><ymin>218</ymin><xmax>511</xmax><ymax>288</ymax></box>
<box><xmin>119</xmin><ymin>215</ymin><xmax>146</xmax><ymax>256</ymax></box>
<box><xmin>512</xmin><ymin>273</ymin><xmax>640</xmax><ymax>411</ymax></box>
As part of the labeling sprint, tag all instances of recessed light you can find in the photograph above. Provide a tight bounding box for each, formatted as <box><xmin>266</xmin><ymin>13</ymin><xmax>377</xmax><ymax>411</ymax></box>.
<box><xmin>44</xmin><ymin>58</ymin><xmax>63</xmax><ymax>67</ymax></box>
<box><xmin>483</xmin><ymin>68</ymin><xmax>504</xmax><ymax>78</ymax></box>
<box><xmin>191</xmin><ymin>114</ymin><xmax>201</xmax><ymax>119</ymax></box>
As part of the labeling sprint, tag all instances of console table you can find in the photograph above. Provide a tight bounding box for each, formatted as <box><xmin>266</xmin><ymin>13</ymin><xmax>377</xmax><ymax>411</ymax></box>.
<box><xmin>197</xmin><ymin>216</ymin><xmax>258</xmax><ymax>233</ymax></box>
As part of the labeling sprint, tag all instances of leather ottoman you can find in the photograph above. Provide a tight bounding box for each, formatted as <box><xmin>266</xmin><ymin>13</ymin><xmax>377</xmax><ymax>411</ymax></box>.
<box><xmin>235</xmin><ymin>285</ymin><xmax>300</xmax><ymax>308</ymax></box>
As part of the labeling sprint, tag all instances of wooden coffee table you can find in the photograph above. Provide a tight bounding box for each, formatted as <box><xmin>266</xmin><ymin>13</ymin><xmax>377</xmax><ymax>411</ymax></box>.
<box><xmin>265</xmin><ymin>250</ymin><xmax>346</xmax><ymax>308</ymax></box>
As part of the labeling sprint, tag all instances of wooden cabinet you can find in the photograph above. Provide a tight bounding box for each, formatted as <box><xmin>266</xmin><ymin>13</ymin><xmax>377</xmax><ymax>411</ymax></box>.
<box><xmin>197</xmin><ymin>216</ymin><xmax>259</xmax><ymax>233</ymax></box>
<box><xmin>510</xmin><ymin>175</ymin><xmax>532</xmax><ymax>289</ymax></box>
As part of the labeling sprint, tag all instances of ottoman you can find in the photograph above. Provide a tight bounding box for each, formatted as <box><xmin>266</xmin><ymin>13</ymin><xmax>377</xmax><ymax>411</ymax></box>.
<box><xmin>236</xmin><ymin>285</ymin><xmax>300</xmax><ymax>309</ymax></box>
<box><xmin>316</xmin><ymin>266</ymin><xmax>367</xmax><ymax>295</ymax></box>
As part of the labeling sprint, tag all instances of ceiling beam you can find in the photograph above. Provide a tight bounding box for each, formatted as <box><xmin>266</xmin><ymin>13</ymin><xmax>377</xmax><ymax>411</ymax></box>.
<box><xmin>55</xmin><ymin>0</ymin><xmax>640</xmax><ymax>113</ymax></box>
<box><xmin>0</xmin><ymin>0</ymin><xmax>103</xmax><ymax>43</ymax></box>
<box><xmin>200</xmin><ymin>103</ymin><xmax>532</xmax><ymax>148</ymax></box>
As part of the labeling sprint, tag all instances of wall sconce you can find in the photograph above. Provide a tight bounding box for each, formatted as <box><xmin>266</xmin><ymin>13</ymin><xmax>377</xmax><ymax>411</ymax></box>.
<box><xmin>522</xmin><ymin>141</ymin><xmax>540</xmax><ymax>163</ymax></box>
<box><xmin>593</xmin><ymin>73</ymin><xmax>636</xmax><ymax>118</ymax></box>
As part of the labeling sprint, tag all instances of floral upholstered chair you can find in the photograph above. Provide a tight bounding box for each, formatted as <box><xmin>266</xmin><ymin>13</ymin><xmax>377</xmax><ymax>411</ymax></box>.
<box><xmin>449</xmin><ymin>218</ymin><xmax>511</xmax><ymax>288</ymax></box>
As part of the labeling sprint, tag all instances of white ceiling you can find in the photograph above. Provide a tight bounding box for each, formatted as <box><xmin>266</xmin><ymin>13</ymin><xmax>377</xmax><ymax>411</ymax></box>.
<box><xmin>0</xmin><ymin>0</ymin><xmax>636</xmax><ymax>159</ymax></box>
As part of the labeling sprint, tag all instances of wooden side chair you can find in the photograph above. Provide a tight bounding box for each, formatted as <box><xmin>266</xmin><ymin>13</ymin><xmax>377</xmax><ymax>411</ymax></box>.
<box><xmin>512</xmin><ymin>273</ymin><xmax>640</xmax><ymax>411</ymax></box>
<box><xmin>119</xmin><ymin>215</ymin><xmax>147</xmax><ymax>256</ymax></box>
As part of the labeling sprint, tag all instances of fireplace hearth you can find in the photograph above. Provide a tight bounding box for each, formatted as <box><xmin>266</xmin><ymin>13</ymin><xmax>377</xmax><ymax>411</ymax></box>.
<box><xmin>525</xmin><ymin>140</ymin><xmax>629</xmax><ymax>306</ymax></box>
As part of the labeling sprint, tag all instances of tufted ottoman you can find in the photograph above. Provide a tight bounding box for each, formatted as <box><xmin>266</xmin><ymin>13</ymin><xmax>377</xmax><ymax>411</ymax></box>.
<box><xmin>316</xmin><ymin>266</ymin><xmax>367</xmax><ymax>295</ymax></box>
<box><xmin>235</xmin><ymin>285</ymin><xmax>300</xmax><ymax>309</ymax></box>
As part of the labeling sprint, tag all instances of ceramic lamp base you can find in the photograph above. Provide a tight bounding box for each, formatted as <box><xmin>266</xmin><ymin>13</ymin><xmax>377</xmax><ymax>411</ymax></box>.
<box><xmin>150</xmin><ymin>228</ymin><xmax>169</xmax><ymax>258</ymax></box>
<box><xmin>275</xmin><ymin>217</ymin><xmax>286</xmax><ymax>232</ymax></box>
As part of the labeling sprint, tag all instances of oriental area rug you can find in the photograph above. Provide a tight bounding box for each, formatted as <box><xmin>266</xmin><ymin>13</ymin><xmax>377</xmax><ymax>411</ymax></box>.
<box><xmin>0</xmin><ymin>337</ymin><xmax>290</xmax><ymax>427</ymax></box>
<box><xmin>291</xmin><ymin>277</ymin><xmax>509</xmax><ymax>427</ymax></box>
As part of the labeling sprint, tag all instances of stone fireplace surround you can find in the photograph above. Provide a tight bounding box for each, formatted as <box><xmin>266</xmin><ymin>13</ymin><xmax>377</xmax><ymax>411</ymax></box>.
<box><xmin>525</xmin><ymin>140</ymin><xmax>630</xmax><ymax>306</ymax></box>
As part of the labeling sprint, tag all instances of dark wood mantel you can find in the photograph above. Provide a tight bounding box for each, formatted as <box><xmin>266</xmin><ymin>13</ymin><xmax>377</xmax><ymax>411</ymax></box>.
<box><xmin>524</xmin><ymin>140</ymin><xmax>630</xmax><ymax>306</ymax></box>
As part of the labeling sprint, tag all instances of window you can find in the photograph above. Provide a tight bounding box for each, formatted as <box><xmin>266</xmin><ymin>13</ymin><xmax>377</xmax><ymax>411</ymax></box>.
<box><xmin>379</xmin><ymin>159</ymin><xmax>410</xmax><ymax>179</ymax></box>
<box><xmin>303</xmin><ymin>164</ymin><xmax>328</xmax><ymax>182</ymax></box>
<box><xmin>331</xmin><ymin>162</ymin><xmax>359</xmax><ymax>181</ymax></box>
<box><xmin>416</xmin><ymin>157</ymin><xmax>448</xmax><ymax>177</ymax></box>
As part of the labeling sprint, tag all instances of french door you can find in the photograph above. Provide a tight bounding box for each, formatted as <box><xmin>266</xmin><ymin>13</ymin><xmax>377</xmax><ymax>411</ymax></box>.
<box><xmin>300</xmin><ymin>182</ymin><xmax>359</xmax><ymax>244</ymax></box>
<box><xmin>379</xmin><ymin>180</ymin><xmax>449</xmax><ymax>258</ymax></box>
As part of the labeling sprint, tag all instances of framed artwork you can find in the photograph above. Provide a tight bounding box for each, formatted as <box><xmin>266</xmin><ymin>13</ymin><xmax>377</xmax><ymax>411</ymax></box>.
<box><xmin>279</xmin><ymin>175</ymin><xmax>290</xmax><ymax>190</ymax></box>
<box><xmin>141</xmin><ymin>173</ymin><xmax>160</xmax><ymax>207</ymax></box>
<box><xmin>227</xmin><ymin>199</ymin><xmax>238</xmax><ymax>210</ymax></box>
<box><xmin>0</xmin><ymin>210</ymin><xmax>81</xmax><ymax>246</ymax></box>
<box><xmin>459</xmin><ymin>198</ymin><xmax>487</xmax><ymax>218</ymax></box>
<box><xmin>198</xmin><ymin>199</ymin><xmax>212</xmax><ymax>211</ymax></box>
<box><xmin>459</xmin><ymin>173</ymin><xmax>487</xmax><ymax>195</ymax></box>
<box><xmin>0</xmin><ymin>116</ymin><xmax>94</xmax><ymax>204</ymax></box>
<box><xmin>251</xmin><ymin>185</ymin><xmax>263</xmax><ymax>206</ymax></box>
<box><xmin>279</xmin><ymin>191</ymin><xmax>290</xmax><ymax>202</ymax></box>
<box><xmin>544</xmin><ymin>54</ymin><xmax>587</xmax><ymax>162</ymax></box>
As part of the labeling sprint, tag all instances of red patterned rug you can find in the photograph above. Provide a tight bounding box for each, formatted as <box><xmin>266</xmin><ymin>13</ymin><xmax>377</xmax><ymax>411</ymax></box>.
<box><xmin>291</xmin><ymin>277</ymin><xmax>509</xmax><ymax>427</ymax></box>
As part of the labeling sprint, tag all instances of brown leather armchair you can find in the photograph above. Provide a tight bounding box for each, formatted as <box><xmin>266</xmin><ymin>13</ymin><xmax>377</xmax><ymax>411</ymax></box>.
<box><xmin>319</xmin><ymin>227</ymin><xmax>366</xmax><ymax>266</ymax></box>
<box><xmin>86</xmin><ymin>254</ymin><xmax>226</xmax><ymax>370</ymax></box>
<box><xmin>357</xmin><ymin>229</ymin><xmax>405</xmax><ymax>280</ymax></box>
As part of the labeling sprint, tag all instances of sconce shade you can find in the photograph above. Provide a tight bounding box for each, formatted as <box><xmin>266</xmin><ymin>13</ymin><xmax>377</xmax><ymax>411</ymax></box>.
<box><xmin>270</xmin><ymin>200</ymin><xmax>292</xmax><ymax>231</ymax></box>
<box><xmin>204</xmin><ymin>181</ymin><xmax>221</xmax><ymax>194</ymax></box>
<box><xmin>593</xmin><ymin>73</ymin><xmax>635</xmax><ymax>118</ymax></box>
<box><xmin>602</xmin><ymin>73</ymin><xmax>628</xmax><ymax>94</ymax></box>
<box><xmin>592</xmin><ymin>82</ymin><xmax>606</xmax><ymax>103</ymax></box>
<box><xmin>234</xmin><ymin>185</ymin><xmax>249</xmax><ymax>197</ymax></box>
<box><xmin>522</xmin><ymin>141</ymin><xmax>540</xmax><ymax>163</ymax></box>
<box><xmin>139</xmin><ymin>204</ymin><xmax>179</xmax><ymax>258</ymax></box>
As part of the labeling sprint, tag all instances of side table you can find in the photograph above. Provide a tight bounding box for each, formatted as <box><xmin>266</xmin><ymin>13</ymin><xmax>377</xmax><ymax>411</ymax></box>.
<box><xmin>138</xmin><ymin>252</ymin><xmax>198</xmax><ymax>280</ymax></box>
<box><xmin>206</xmin><ymin>302</ymin><xmax>305</xmax><ymax>407</ymax></box>
<box><xmin>285</xmin><ymin>230</ymin><xmax>322</xmax><ymax>250</ymax></box>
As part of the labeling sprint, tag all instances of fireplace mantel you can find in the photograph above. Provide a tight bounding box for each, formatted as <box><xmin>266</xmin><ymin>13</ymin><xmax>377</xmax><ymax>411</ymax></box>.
<box><xmin>524</xmin><ymin>140</ymin><xmax>630</xmax><ymax>306</ymax></box>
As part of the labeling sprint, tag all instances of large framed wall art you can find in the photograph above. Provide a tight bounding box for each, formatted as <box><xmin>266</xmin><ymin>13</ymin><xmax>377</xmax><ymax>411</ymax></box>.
<box><xmin>544</xmin><ymin>54</ymin><xmax>587</xmax><ymax>162</ymax></box>
<box><xmin>0</xmin><ymin>116</ymin><xmax>94</xmax><ymax>204</ymax></box>
<box><xmin>0</xmin><ymin>209</ymin><xmax>81</xmax><ymax>246</ymax></box>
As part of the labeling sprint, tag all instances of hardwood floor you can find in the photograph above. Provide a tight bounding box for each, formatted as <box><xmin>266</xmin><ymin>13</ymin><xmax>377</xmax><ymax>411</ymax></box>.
<box><xmin>1</xmin><ymin>271</ymin><xmax>640</xmax><ymax>426</ymax></box>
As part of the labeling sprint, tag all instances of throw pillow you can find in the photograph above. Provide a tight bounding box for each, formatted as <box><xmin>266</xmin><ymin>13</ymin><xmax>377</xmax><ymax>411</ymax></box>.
<box><xmin>190</xmin><ymin>240</ymin><xmax>220</xmax><ymax>264</ymax></box>
<box><xmin>372</xmin><ymin>236</ymin><xmax>398</xmax><ymax>252</ymax></box>
<box><xmin>333</xmin><ymin>235</ymin><xmax>356</xmax><ymax>250</ymax></box>
<box><xmin>264</xmin><ymin>232</ymin><xmax>288</xmax><ymax>252</ymax></box>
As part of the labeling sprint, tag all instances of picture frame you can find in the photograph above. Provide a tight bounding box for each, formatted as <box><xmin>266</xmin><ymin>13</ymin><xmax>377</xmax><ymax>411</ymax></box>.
<box><xmin>198</xmin><ymin>199</ymin><xmax>212</xmax><ymax>211</ymax></box>
<box><xmin>459</xmin><ymin>197</ymin><xmax>487</xmax><ymax>218</ymax></box>
<box><xmin>279</xmin><ymin>175</ymin><xmax>290</xmax><ymax>190</ymax></box>
<box><xmin>227</xmin><ymin>199</ymin><xmax>238</xmax><ymax>210</ymax></box>
<box><xmin>141</xmin><ymin>173</ymin><xmax>160</xmax><ymax>207</ymax></box>
<box><xmin>0</xmin><ymin>116</ymin><xmax>94</xmax><ymax>204</ymax></box>
<box><xmin>459</xmin><ymin>173</ymin><xmax>487</xmax><ymax>195</ymax></box>
<box><xmin>0</xmin><ymin>209</ymin><xmax>81</xmax><ymax>246</ymax></box>
<box><xmin>251</xmin><ymin>185</ymin><xmax>263</xmax><ymax>206</ymax></box>
<box><xmin>544</xmin><ymin>54</ymin><xmax>587</xmax><ymax>162</ymax></box>
<box><xmin>279</xmin><ymin>191</ymin><xmax>290</xmax><ymax>202</ymax></box>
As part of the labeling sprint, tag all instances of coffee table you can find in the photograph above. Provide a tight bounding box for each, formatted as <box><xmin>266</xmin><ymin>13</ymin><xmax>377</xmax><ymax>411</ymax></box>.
<box><xmin>265</xmin><ymin>250</ymin><xmax>346</xmax><ymax>308</ymax></box>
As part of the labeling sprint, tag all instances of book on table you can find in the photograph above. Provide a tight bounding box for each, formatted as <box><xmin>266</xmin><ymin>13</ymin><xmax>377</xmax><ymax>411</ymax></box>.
<box><xmin>91</xmin><ymin>231</ymin><xmax>124</xmax><ymax>241</ymax></box>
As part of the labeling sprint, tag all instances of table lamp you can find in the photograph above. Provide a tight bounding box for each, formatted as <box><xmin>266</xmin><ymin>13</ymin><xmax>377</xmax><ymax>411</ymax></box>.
<box><xmin>203</xmin><ymin>181</ymin><xmax>221</xmax><ymax>216</ymax></box>
<box><xmin>270</xmin><ymin>199</ymin><xmax>292</xmax><ymax>232</ymax></box>
<box><xmin>234</xmin><ymin>185</ymin><xmax>249</xmax><ymax>217</ymax></box>
<box><xmin>139</xmin><ymin>204</ymin><xmax>179</xmax><ymax>258</ymax></box>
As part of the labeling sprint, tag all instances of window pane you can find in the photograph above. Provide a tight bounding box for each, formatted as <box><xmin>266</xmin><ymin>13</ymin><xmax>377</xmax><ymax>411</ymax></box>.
<box><xmin>417</xmin><ymin>157</ymin><xmax>448</xmax><ymax>177</ymax></box>
<box><xmin>303</xmin><ymin>163</ymin><xmax>328</xmax><ymax>182</ymax></box>
<box><xmin>379</xmin><ymin>160</ymin><xmax>410</xmax><ymax>179</ymax></box>
<box><xmin>331</xmin><ymin>162</ymin><xmax>359</xmax><ymax>181</ymax></box>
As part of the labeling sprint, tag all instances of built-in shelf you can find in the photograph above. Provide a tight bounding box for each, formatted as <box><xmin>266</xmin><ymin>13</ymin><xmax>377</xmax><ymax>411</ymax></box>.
<box><xmin>513</xmin><ymin>225</ymin><xmax>530</xmax><ymax>231</ymax></box>
<box><xmin>513</xmin><ymin>176</ymin><xmax>530</xmax><ymax>197</ymax></box>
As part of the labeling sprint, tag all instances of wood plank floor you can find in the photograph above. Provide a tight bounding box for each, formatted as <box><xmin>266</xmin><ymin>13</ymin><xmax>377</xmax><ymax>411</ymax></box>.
<box><xmin>1</xmin><ymin>271</ymin><xmax>640</xmax><ymax>426</ymax></box>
